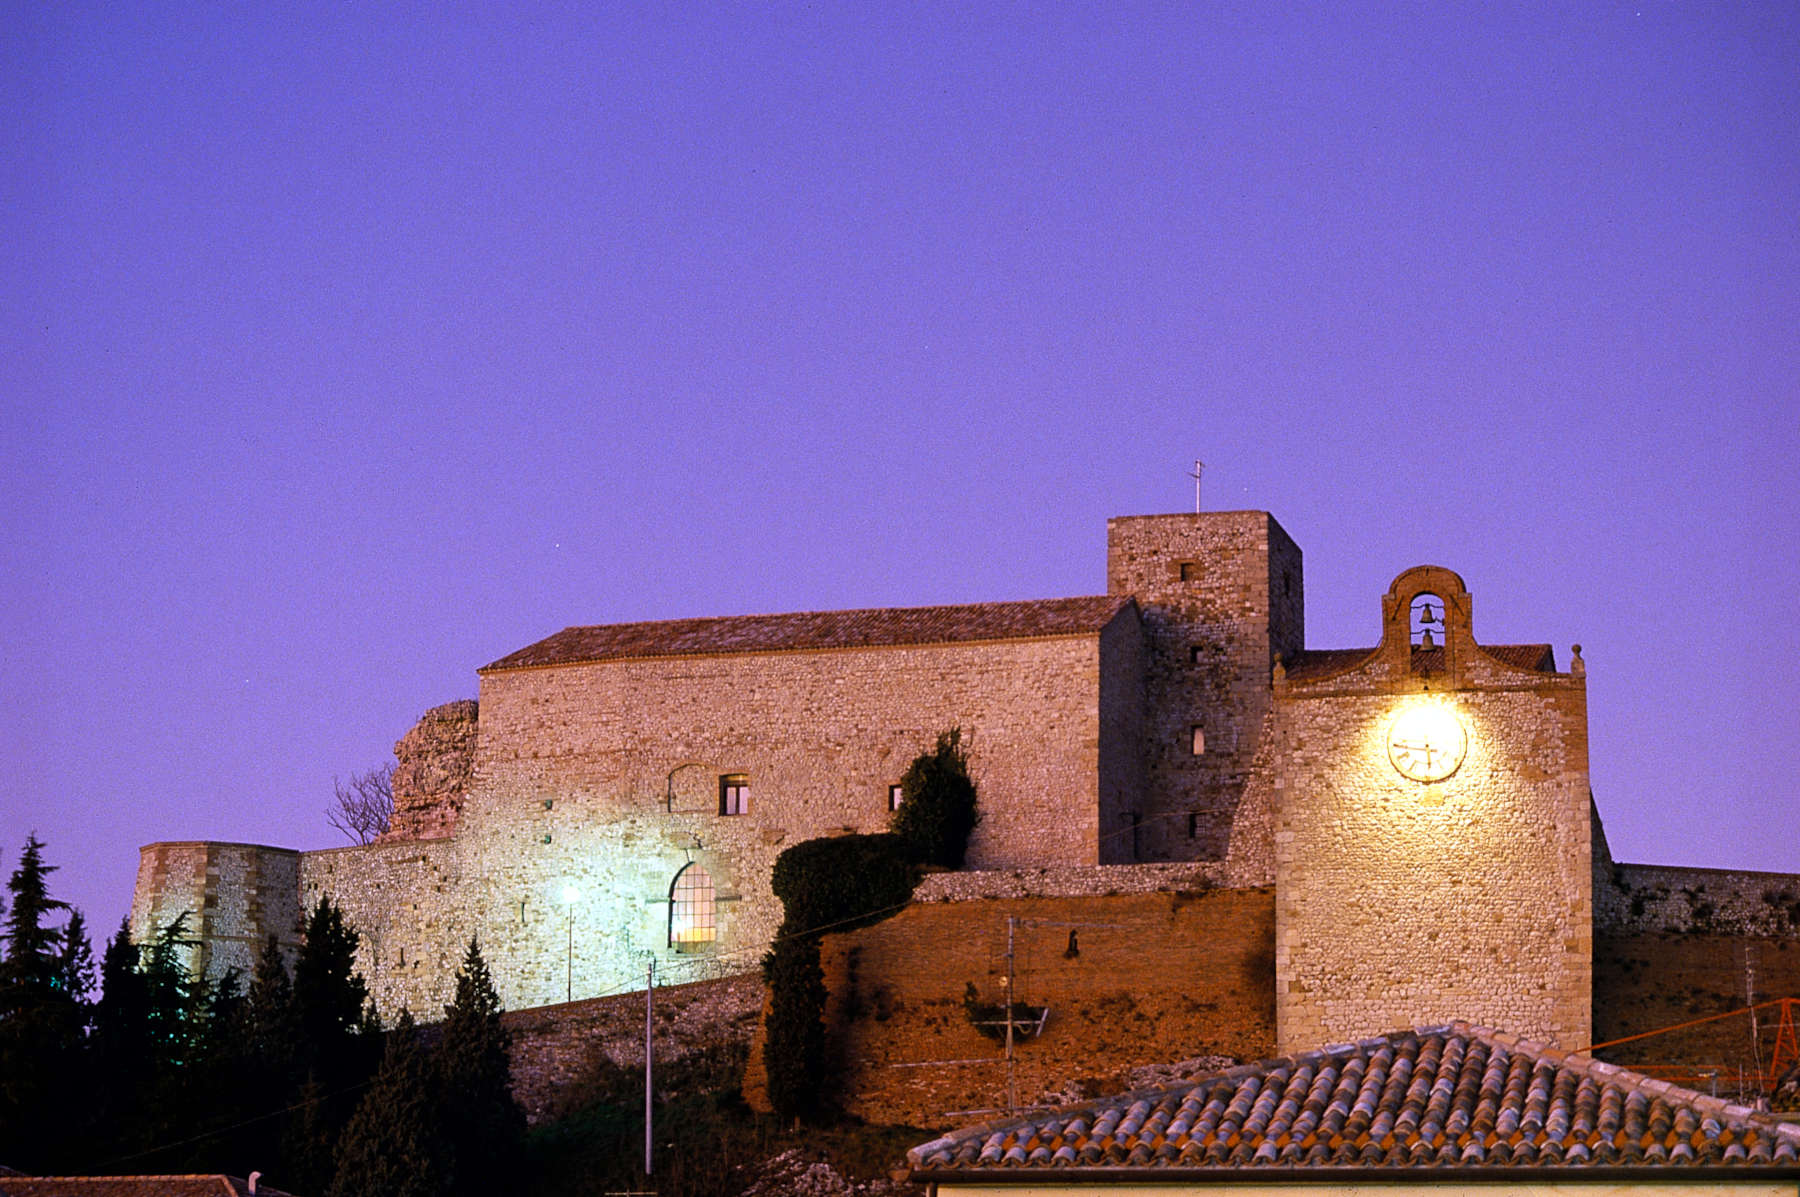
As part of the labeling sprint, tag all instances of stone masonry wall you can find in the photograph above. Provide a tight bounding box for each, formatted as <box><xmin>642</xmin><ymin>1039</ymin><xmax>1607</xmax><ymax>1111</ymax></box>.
<box><xmin>1599</xmin><ymin>862</ymin><xmax>1800</xmax><ymax>937</ymax></box>
<box><xmin>744</xmin><ymin>887</ymin><xmax>1277</xmax><ymax>1128</ymax></box>
<box><xmin>132</xmin><ymin>842</ymin><xmax>301</xmax><ymax>982</ymax></box>
<box><xmin>300</xmin><ymin>838</ymin><xmax>463</xmax><ymax>1017</ymax></box>
<box><xmin>913</xmin><ymin>861</ymin><xmax>1231</xmax><ymax>902</ymax></box>
<box><xmin>1273</xmin><ymin>644</ymin><xmax>1592</xmax><ymax>1053</ymax></box>
<box><xmin>385</xmin><ymin>699</ymin><xmax>478</xmax><ymax>841</ymax></box>
<box><xmin>1106</xmin><ymin>512</ymin><xmax>1300</xmax><ymax>863</ymax></box>
<box><xmin>453</xmin><ymin>628</ymin><xmax>1122</xmax><ymax>1014</ymax></box>
<box><xmin>504</xmin><ymin>973</ymin><xmax>764</xmax><ymax>1124</ymax></box>
<box><xmin>1095</xmin><ymin>606</ymin><xmax>1147</xmax><ymax>862</ymax></box>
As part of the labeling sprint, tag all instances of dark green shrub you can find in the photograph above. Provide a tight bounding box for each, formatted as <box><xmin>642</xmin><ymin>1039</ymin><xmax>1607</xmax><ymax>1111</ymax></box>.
<box><xmin>889</xmin><ymin>728</ymin><xmax>980</xmax><ymax>868</ymax></box>
<box><xmin>761</xmin><ymin>833</ymin><xmax>919</xmax><ymax>1123</ymax></box>
<box><xmin>770</xmin><ymin>833</ymin><xmax>917</xmax><ymax>938</ymax></box>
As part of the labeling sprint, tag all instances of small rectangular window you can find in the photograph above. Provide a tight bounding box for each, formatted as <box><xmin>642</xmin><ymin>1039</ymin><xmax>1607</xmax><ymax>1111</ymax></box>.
<box><xmin>719</xmin><ymin>774</ymin><xmax>749</xmax><ymax>816</ymax></box>
<box><xmin>888</xmin><ymin>784</ymin><xmax>904</xmax><ymax>812</ymax></box>
<box><xmin>1191</xmin><ymin>726</ymin><xmax>1206</xmax><ymax>755</ymax></box>
<box><xmin>1189</xmin><ymin>645</ymin><xmax>1203</xmax><ymax>664</ymax></box>
<box><xmin>1188</xmin><ymin>813</ymin><xmax>1201</xmax><ymax>839</ymax></box>
<box><xmin>1179</xmin><ymin>562</ymin><xmax>1201</xmax><ymax>581</ymax></box>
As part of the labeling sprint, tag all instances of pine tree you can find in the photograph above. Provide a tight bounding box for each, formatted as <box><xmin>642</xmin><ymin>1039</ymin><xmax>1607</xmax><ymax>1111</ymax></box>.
<box><xmin>327</xmin><ymin>1011</ymin><xmax>447</xmax><ymax>1197</ymax></box>
<box><xmin>140</xmin><ymin>911</ymin><xmax>200</xmax><ymax>1068</ymax></box>
<box><xmin>1</xmin><ymin>835</ymin><xmax>68</xmax><ymax>987</ymax></box>
<box><xmin>0</xmin><ymin>836</ymin><xmax>83</xmax><ymax>1169</ymax></box>
<box><xmin>437</xmin><ymin>939</ymin><xmax>524</xmax><ymax>1195</ymax></box>
<box><xmin>90</xmin><ymin>919</ymin><xmax>152</xmax><ymax>1156</ymax></box>
<box><xmin>55</xmin><ymin>908</ymin><xmax>95</xmax><ymax>1005</ymax></box>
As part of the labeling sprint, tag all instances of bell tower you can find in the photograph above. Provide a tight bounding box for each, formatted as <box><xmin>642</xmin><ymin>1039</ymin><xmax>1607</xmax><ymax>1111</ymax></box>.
<box><xmin>1271</xmin><ymin>566</ymin><xmax>1592</xmax><ymax>1052</ymax></box>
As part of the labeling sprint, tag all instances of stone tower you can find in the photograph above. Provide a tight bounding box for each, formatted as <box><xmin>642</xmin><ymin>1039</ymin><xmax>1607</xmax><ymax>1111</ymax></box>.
<box><xmin>1106</xmin><ymin>511</ymin><xmax>1303</xmax><ymax>862</ymax></box>
<box><xmin>1271</xmin><ymin>565</ymin><xmax>1592</xmax><ymax>1051</ymax></box>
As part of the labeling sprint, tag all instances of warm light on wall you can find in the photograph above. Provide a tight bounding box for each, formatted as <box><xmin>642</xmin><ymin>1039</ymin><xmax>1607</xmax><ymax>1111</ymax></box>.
<box><xmin>1386</xmin><ymin>701</ymin><xmax>1468</xmax><ymax>782</ymax></box>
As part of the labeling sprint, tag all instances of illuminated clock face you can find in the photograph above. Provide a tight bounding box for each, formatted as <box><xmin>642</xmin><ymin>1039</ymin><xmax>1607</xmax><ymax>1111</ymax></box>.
<box><xmin>1387</xmin><ymin>705</ymin><xmax>1468</xmax><ymax>782</ymax></box>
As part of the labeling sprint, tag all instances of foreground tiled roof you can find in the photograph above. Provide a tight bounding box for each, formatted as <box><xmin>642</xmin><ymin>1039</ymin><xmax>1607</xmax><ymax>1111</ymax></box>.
<box><xmin>908</xmin><ymin>1024</ymin><xmax>1800</xmax><ymax>1176</ymax></box>
<box><xmin>483</xmin><ymin>595</ymin><xmax>1135</xmax><ymax>671</ymax></box>
<box><xmin>0</xmin><ymin>1177</ymin><xmax>291</xmax><ymax>1197</ymax></box>
<box><xmin>1283</xmin><ymin>643</ymin><xmax>1555</xmax><ymax>680</ymax></box>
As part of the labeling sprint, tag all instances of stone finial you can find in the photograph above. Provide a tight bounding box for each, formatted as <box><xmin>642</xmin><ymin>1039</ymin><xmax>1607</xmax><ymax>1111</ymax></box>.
<box><xmin>1570</xmin><ymin>644</ymin><xmax>1584</xmax><ymax>675</ymax></box>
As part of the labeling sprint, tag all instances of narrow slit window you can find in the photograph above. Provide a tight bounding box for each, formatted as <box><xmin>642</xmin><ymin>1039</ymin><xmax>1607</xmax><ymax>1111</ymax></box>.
<box><xmin>1188</xmin><ymin>812</ymin><xmax>1201</xmax><ymax>839</ymax></box>
<box><xmin>719</xmin><ymin>773</ymin><xmax>749</xmax><ymax>816</ymax></box>
<box><xmin>1191</xmin><ymin>726</ymin><xmax>1206</xmax><ymax>755</ymax></box>
<box><xmin>888</xmin><ymin>784</ymin><xmax>905</xmax><ymax>812</ymax></box>
<box><xmin>669</xmin><ymin>863</ymin><xmax>717</xmax><ymax>946</ymax></box>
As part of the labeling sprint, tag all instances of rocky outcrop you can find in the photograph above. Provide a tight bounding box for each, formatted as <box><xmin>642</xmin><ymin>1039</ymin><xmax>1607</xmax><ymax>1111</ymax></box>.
<box><xmin>384</xmin><ymin>700</ymin><xmax>478</xmax><ymax>841</ymax></box>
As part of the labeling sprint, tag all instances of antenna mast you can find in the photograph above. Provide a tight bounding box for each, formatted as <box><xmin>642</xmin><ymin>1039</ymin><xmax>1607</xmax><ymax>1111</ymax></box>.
<box><xmin>1189</xmin><ymin>460</ymin><xmax>1204</xmax><ymax>512</ymax></box>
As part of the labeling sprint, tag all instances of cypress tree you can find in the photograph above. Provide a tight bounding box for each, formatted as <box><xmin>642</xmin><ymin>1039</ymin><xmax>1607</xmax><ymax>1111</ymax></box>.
<box><xmin>437</xmin><ymin>939</ymin><xmax>524</xmax><ymax>1195</ymax></box>
<box><xmin>292</xmin><ymin>897</ymin><xmax>369</xmax><ymax>1085</ymax></box>
<box><xmin>246</xmin><ymin>933</ymin><xmax>299</xmax><ymax>1083</ymax></box>
<box><xmin>285</xmin><ymin>897</ymin><xmax>376</xmax><ymax>1187</ymax></box>
<box><xmin>328</xmin><ymin>1011</ymin><xmax>446</xmax><ymax>1197</ymax></box>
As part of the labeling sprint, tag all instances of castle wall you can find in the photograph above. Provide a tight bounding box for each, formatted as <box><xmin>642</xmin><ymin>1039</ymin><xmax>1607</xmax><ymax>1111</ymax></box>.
<box><xmin>452</xmin><ymin>626</ymin><xmax>1125</xmax><ymax>1013</ymax></box>
<box><xmin>743</xmin><ymin>883</ymin><xmax>1277</xmax><ymax>1127</ymax></box>
<box><xmin>1106</xmin><ymin>512</ymin><xmax>1300</xmax><ymax>862</ymax></box>
<box><xmin>131</xmin><ymin>841</ymin><xmax>301</xmax><ymax>981</ymax></box>
<box><xmin>1096</xmin><ymin>606</ymin><xmax>1147</xmax><ymax>863</ymax></box>
<box><xmin>1599</xmin><ymin>862</ymin><xmax>1800</xmax><ymax>937</ymax></box>
<box><xmin>299</xmin><ymin>837</ymin><xmax>462</xmax><ymax>1017</ymax></box>
<box><xmin>1273</xmin><ymin>646</ymin><xmax>1593</xmax><ymax>1052</ymax></box>
<box><xmin>385</xmin><ymin>698</ymin><xmax>477</xmax><ymax>841</ymax></box>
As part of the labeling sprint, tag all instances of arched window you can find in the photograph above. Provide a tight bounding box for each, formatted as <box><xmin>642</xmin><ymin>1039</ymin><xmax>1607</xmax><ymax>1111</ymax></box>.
<box><xmin>669</xmin><ymin>863</ymin><xmax>717</xmax><ymax>947</ymax></box>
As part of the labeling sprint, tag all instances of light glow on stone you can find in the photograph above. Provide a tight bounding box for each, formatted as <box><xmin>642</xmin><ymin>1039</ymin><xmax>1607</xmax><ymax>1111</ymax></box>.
<box><xmin>1387</xmin><ymin>701</ymin><xmax>1468</xmax><ymax>782</ymax></box>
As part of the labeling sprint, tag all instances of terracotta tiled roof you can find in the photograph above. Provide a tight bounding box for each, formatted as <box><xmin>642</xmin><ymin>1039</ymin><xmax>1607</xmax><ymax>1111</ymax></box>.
<box><xmin>908</xmin><ymin>1024</ymin><xmax>1800</xmax><ymax>1176</ymax></box>
<box><xmin>0</xmin><ymin>1178</ymin><xmax>291</xmax><ymax>1197</ymax></box>
<box><xmin>1282</xmin><ymin>644</ymin><xmax>1555</xmax><ymax>681</ymax></box>
<box><xmin>1281</xmin><ymin>647</ymin><xmax>1376</xmax><ymax>679</ymax></box>
<box><xmin>482</xmin><ymin>595</ymin><xmax>1135</xmax><ymax>671</ymax></box>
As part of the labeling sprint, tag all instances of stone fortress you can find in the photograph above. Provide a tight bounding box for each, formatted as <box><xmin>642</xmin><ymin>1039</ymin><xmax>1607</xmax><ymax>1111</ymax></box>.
<box><xmin>131</xmin><ymin>509</ymin><xmax>1795</xmax><ymax>1058</ymax></box>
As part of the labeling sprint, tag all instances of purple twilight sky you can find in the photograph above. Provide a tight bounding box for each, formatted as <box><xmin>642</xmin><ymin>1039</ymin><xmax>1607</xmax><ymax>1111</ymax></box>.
<box><xmin>4</xmin><ymin>4</ymin><xmax>1796</xmax><ymax>948</ymax></box>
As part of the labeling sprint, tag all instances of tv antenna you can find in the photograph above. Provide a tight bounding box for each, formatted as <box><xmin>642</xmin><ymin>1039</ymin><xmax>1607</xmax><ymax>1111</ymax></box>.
<box><xmin>1189</xmin><ymin>459</ymin><xmax>1205</xmax><ymax>512</ymax></box>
